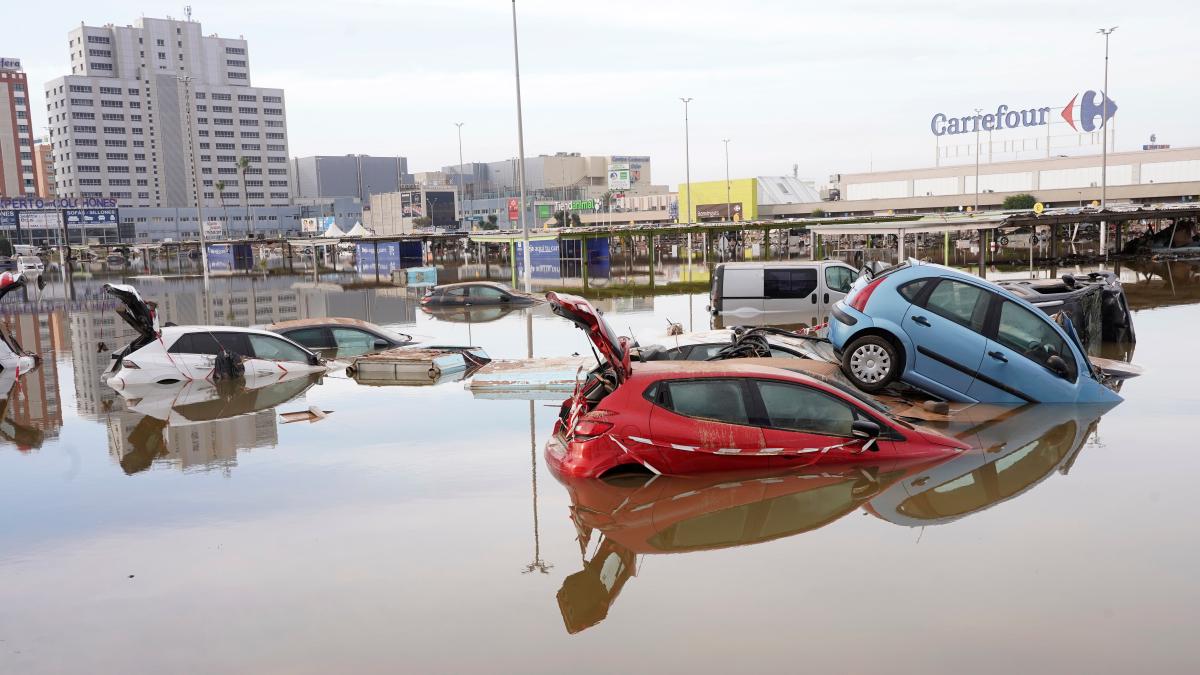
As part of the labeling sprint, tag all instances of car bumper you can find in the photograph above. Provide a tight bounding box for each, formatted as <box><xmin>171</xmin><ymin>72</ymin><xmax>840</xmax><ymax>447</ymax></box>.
<box><xmin>828</xmin><ymin>302</ymin><xmax>871</xmax><ymax>348</ymax></box>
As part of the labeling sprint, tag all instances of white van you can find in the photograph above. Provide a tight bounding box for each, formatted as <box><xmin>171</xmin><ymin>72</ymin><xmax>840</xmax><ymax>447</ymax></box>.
<box><xmin>17</xmin><ymin>256</ymin><xmax>44</xmax><ymax>275</ymax></box>
<box><xmin>709</xmin><ymin>260</ymin><xmax>858</xmax><ymax>327</ymax></box>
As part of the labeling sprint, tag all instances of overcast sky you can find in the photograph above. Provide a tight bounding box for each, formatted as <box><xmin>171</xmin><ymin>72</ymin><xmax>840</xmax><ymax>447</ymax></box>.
<box><xmin>10</xmin><ymin>0</ymin><xmax>1199</xmax><ymax>187</ymax></box>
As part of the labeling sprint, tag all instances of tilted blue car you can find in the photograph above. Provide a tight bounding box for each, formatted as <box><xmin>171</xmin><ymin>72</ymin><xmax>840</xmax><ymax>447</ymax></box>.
<box><xmin>828</xmin><ymin>261</ymin><xmax>1121</xmax><ymax>404</ymax></box>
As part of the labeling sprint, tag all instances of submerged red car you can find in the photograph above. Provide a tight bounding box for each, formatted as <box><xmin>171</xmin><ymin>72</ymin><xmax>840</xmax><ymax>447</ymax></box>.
<box><xmin>546</xmin><ymin>292</ymin><xmax>969</xmax><ymax>478</ymax></box>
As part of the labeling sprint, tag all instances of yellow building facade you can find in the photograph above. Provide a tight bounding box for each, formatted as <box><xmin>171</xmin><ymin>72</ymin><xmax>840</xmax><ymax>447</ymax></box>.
<box><xmin>676</xmin><ymin>178</ymin><xmax>757</xmax><ymax>224</ymax></box>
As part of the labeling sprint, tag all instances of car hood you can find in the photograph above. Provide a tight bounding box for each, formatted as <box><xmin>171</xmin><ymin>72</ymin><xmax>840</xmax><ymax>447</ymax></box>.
<box><xmin>546</xmin><ymin>292</ymin><xmax>631</xmax><ymax>382</ymax></box>
<box><xmin>104</xmin><ymin>283</ymin><xmax>160</xmax><ymax>339</ymax></box>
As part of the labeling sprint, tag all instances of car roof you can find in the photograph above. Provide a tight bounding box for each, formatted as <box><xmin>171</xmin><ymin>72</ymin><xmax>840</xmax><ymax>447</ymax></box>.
<box><xmin>718</xmin><ymin>260</ymin><xmax>850</xmax><ymax>269</ymax></box>
<box><xmin>161</xmin><ymin>325</ymin><xmax>296</xmax><ymax>338</ymax></box>
<box><xmin>435</xmin><ymin>281</ymin><xmax>512</xmax><ymax>291</ymax></box>
<box><xmin>631</xmin><ymin>360</ymin><xmax>829</xmax><ymax>383</ymax></box>
<box><xmin>265</xmin><ymin>317</ymin><xmax>382</xmax><ymax>332</ymax></box>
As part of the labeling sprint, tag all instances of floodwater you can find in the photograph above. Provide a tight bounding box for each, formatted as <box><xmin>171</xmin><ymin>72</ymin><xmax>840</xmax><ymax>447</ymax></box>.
<box><xmin>0</xmin><ymin>255</ymin><xmax>1197</xmax><ymax>673</ymax></box>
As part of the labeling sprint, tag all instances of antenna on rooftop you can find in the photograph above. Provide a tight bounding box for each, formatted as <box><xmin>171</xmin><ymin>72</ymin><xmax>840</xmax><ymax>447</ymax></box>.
<box><xmin>185</xmin><ymin>5</ymin><xmax>192</xmax><ymax>22</ymax></box>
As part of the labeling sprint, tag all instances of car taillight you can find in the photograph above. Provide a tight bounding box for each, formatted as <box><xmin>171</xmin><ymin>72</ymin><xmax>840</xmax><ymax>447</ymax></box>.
<box><xmin>121</xmin><ymin>360</ymin><xmax>140</xmax><ymax>369</ymax></box>
<box><xmin>848</xmin><ymin>277</ymin><xmax>886</xmax><ymax>313</ymax></box>
<box><xmin>572</xmin><ymin>419</ymin><xmax>613</xmax><ymax>440</ymax></box>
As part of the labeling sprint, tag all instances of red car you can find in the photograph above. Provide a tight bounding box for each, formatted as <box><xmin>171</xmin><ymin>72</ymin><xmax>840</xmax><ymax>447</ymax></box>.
<box><xmin>547</xmin><ymin>292</ymin><xmax>969</xmax><ymax>478</ymax></box>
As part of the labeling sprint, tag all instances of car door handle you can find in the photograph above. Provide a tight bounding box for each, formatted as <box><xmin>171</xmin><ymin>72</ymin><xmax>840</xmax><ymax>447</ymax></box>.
<box><xmin>988</xmin><ymin>350</ymin><xmax>1008</xmax><ymax>362</ymax></box>
<box><xmin>911</xmin><ymin>315</ymin><xmax>931</xmax><ymax>327</ymax></box>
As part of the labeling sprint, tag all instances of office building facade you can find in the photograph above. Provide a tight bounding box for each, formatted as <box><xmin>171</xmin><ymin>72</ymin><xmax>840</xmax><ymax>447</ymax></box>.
<box><xmin>291</xmin><ymin>155</ymin><xmax>408</xmax><ymax>202</ymax></box>
<box><xmin>0</xmin><ymin>57</ymin><xmax>37</xmax><ymax>198</ymax></box>
<box><xmin>44</xmin><ymin>16</ymin><xmax>291</xmax><ymax>211</ymax></box>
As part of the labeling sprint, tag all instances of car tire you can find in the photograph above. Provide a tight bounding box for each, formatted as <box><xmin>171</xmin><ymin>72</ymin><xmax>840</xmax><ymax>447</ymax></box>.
<box><xmin>841</xmin><ymin>335</ymin><xmax>899</xmax><ymax>392</ymax></box>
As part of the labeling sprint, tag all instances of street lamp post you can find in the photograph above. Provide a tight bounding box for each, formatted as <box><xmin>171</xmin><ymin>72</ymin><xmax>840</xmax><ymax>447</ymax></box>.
<box><xmin>974</xmin><ymin>108</ymin><xmax>982</xmax><ymax>213</ymax></box>
<box><xmin>178</xmin><ymin>75</ymin><xmax>208</xmax><ymax>274</ymax></box>
<box><xmin>680</xmin><ymin>98</ymin><xmax>693</xmax><ymax>225</ymax></box>
<box><xmin>722</xmin><ymin>138</ymin><xmax>731</xmax><ymax>222</ymax></box>
<box><xmin>1098</xmin><ymin>26</ymin><xmax>1117</xmax><ymax>257</ymax></box>
<box><xmin>511</xmin><ymin>0</ymin><xmax>531</xmax><ymax>291</ymax></box>
<box><xmin>455</xmin><ymin>122</ymin><xmax>465</xmax><ymax>226</ymax></box>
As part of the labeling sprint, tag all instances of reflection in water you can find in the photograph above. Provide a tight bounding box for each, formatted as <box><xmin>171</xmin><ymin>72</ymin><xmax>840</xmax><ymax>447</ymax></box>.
<box><xmin>552</xmin><ymin>459</ymin><xmax>931</xmax><ymax>633</ymax></box>
<box><xmin>0</xmin><ymin>369</ymin><xmax>45</xmax><ymax>450</ymax></box>
<box><xmin>107</xmin><ymin>373</ymin><xmax>322</xmax><ymax>475</ymax></box>
<box><xmin>868</xmin><ymin>403</ymin><xmax>1115</xmax><ymax>526</ymax></box>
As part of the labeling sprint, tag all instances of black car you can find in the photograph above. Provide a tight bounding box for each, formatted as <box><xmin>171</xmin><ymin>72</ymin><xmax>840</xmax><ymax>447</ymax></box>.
<box><xmin>419</xmin><ymin>281</ymin><xmax>542</xmax><ymax>307</ymax></box>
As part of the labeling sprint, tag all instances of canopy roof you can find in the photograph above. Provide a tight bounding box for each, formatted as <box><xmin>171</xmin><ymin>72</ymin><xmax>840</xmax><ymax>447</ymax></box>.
<box><xmin>322</xmin><ymin>222</ymin><xmax>347</xmax><ymax>238</ymax></box>
<box><xmin>345</xmin><ymin>222</ymin><xmax>370</xmax><ymax>237</ymax></box>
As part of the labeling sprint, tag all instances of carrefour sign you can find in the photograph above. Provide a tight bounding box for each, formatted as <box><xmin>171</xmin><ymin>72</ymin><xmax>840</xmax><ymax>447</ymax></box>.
<box><xmin>931</xmin><ymin>90</ymin><xmax>1117</xmax><ymax>136</ymax></box>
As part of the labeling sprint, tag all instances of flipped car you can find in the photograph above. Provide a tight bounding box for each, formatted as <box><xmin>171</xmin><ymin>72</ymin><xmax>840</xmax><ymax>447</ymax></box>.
<box><xmin>0</xmin><ymin>273</ymin><xmax>40</xmax><ymax>374</ymax></box>
<box><xmin>104</xmin><ymin>284</ymin><xmax>327</xmax><ymax>388</ymax></box>
<box><xmin>546</xmin><ymin>292</ymin><xmax>967</xmax><ymax>478</ymax></box>
<box><xmin>828</xmin><ymin>261</ymin><xmax>1122</xmax><ymax>404</ymax></box>
<box><xmin>420</xmin><ymin>281</ymin><xmax>542</xmax><ymax>307</ymax></box>
<box><xmin>264</xmin><ymin>317</ymin><xmax>414</xmax><ymax>358</ymax></box>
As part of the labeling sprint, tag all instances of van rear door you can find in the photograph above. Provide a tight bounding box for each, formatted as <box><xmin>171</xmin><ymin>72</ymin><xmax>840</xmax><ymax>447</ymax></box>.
<box><xmin>718</xmin><ymin>267</ymin><xmax>765</xmax><ymax>318</ymax></box>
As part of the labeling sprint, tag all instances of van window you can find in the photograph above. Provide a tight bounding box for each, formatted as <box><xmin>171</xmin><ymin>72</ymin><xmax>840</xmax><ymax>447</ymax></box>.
<box><xmin>764</xmin><ymin>269</ymin><xmax>817</xmax><ymax>299</ymax></box>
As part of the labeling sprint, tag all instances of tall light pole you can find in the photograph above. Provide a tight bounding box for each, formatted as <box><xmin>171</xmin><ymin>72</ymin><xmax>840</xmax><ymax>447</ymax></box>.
<box><xmin>680</xmin><ymin>97</ymin><xmax>693</xmax><ymax>225</ymax></box>
<box><xmin>722</xmin><ymin>138</ymin><xmax>731</xmax><ymax>222</ymax></box>
<box><xmin>455</xmin><ymin>122</ymin><xmax>465</xmax><ymax>226</ymax></box>
<box><xmin>1098</xmin><ymin>25</ymin><xmax>1117</xmax><ymax>256</ymax></box>
<box><xmin>511</xmin><ymin>0</ymin><xmax>531</xmax><ymax>291</ymax></box>
<box><xmin>974</xmin><ymin>107</ymin><xmax>982</xmax><ymax>213</ymax></box>
<box><xmin>178</xmin><ymin>75</ymin><xmax>208</xmax><ymax>274</ymax></box>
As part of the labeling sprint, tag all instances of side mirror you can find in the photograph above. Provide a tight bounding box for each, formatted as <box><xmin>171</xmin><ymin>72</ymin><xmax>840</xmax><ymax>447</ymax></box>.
<box><xmin>851</xmin><ymin>419</ymin><xmax>881</xmax><ymax>439</ymax></box>
<box><xmin>1046</xmin><ymin>354</ymin><xmax>1070</xmax><ymax>378</ymax></box>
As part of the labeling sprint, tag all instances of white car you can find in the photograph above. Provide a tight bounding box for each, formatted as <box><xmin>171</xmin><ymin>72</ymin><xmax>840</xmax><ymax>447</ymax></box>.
<box><xmin>16</xmin><ymin>256</ymin><xmax>44</xmax><ymax>275</ymax></box>
<box><xmin>0</xmin><ymin>273</ymin><xmax>40</xmax><ymax>374</ymax></box>
<box><xmin>104</xmin><ymin>284</ymin><xmax>327</xmax><ymax>389</ymax></box>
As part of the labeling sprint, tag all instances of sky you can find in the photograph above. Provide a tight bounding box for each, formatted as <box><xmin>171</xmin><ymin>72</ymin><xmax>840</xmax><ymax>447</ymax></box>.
<box><xmin>9</xmin><ymin>0</ymin><xmax>1199</xmax><ymax>188</ymax></box>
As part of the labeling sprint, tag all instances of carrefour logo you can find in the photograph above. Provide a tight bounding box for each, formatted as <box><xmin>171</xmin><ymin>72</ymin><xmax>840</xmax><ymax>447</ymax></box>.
<box><xmin>931</xmin><ymin>90</ymin><xmax>1117</xmax><ymax>136</ymax></box>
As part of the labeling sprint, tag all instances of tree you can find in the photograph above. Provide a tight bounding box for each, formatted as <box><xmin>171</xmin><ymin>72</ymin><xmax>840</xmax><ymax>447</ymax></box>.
<box><xmin>236</xmin><ymin>156</ymin><xmax>252</xmax><ymax>238</ymax></box>
<box><xmin>0</xmin><ymin>237</ymin><xmax>12</xmax><ymax>257</ymax></box>
<box><xmin>810</xmin><ymin>207</ymin><xmax>826</xmax><ymax>218</ymax></box>
<box><xmin>413</xmin><ymin>216</ymin><xmax>432</xmax><ymax>228</ymax></box>
<box><xmin>215</xmin><ymin>180</ymin><xmax>228</xmax><ymax>235</ymax></box>
<box><xmin>570</xmin><ymin>213</ymin><xmax>582</xmax><ymax>227</ymax></box>
<box><xmin>1002</xmin><ymin>193</ymin><xmax>1038</xmax><ymax>210</ymax></box>
<box><xmin>486</xmin><ymin>214</ymin><xmax>499</xmax><ymax>227</ymax></box>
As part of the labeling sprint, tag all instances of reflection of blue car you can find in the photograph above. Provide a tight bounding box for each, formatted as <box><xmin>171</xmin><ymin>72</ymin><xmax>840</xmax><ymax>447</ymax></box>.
<box><xmin>828</xmin><ymin>262</ymin><xmax>1121</xmax><ymax>404</ymax></box>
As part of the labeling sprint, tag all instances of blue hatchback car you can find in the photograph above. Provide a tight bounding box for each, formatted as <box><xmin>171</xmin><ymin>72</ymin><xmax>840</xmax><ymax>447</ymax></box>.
<box><xmin>828</xmin><ymin>262</ymin><xmax>1121</xmax><ymax>404</ymax></box>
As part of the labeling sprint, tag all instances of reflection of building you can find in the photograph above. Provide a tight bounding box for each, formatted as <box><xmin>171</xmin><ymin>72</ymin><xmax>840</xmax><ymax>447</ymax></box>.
<box><xmin>69</xmin><ymin>305</ymin><xmax>137</xmax><ymax>419</ymax></box>
<box><xmin>293</xmin><ymin>284</ymin><xmax>417</xmax><ymax>325</ymax></box>
<box><xmin>0</xmin><ymin>307</ymin><xmax>67</xmax><ymax>441</ymax></box>
<box><xmin>45</xmin><ymin>15</ymin><xmax>291</xmax><ymax>210</ymax></box>
<box><xmin>0</xmin><ymin>57</ymin><xmax>37</xmax><ymax>198</ymax></box>
<box><xmin>107</xmin><ymin>409</ymin><xmax>277</xmax><ymax>474</ymax></box>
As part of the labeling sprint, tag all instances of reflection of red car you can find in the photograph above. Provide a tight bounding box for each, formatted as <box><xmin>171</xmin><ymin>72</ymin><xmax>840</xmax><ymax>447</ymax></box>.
<box><xmin>546</xmin><ymin>292</ymin><xmax>968</xmax><ymax>478</ymax></box>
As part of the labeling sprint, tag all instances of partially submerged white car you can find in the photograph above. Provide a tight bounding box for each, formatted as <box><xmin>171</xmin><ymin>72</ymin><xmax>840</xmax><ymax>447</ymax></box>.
<box><xmin>0</xmin><ymin>272</ymin><xmax>40</xmax><ymax>375</ymax></box>
<box><xmin>104</xmin><ymin>284</ymin><xmax>327</xmax><ymax>389</ymax></box>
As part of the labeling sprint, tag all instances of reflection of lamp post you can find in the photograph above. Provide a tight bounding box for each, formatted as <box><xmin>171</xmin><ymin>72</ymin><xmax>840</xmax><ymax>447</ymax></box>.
<box><xmin>1097</xmin><ymin>25</ymin><xmax>1117</xmax><ymax>257</ymax></box>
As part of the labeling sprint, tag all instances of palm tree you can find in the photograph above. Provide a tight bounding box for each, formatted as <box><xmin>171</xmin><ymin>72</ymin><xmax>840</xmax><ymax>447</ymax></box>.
<box><xmin>236</xmin><ymin>156</ymin><xmax>252</xmax><ymax>238</ymax></box>
<box><xmin>215</xmin><ymin>180</ymin><xmax>228</xmax><ymax>235</ymax></box>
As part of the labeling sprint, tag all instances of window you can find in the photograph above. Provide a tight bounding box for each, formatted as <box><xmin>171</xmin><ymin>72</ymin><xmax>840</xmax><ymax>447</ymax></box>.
<box><xmin>897</xmin><ymin>279</ymin><xmax>930</xmax><ymax>303</ymax></box>
<box><xmin>661</xmin><ymin>380</ymin><xmax>749</xmax><ymax>425</ymax></box>
<box><xmin>332</xmin><ymin>328</ymin><xmax>379</xmax><ymax>355</ymax></box>
<box><xmin>227</xmin><ymin>59</ymin><xmax>247</xmax><ymax>67</ymax></box>
<box><xmin>248</xmin><ymin>334</ymin><xmax>310</xmax><ymax>362</ymax></box>
<box><xmin>226</xmin><ymin>46</ymin><xmax>246</xmax><ymax>55</ymax></box>
<box><xmin>923</xmin><ymin>279</ymin><xmax>988</xmax><ymax>331</ymax></box>
<box><xmin>283</xmin><ymin>328</ymin><xmax>330</xmax><ymax>349</ymax></box>
<box><xmin>87</xmin><ymin>35</ymin><xmax>111</xmax><ymax>44</ymax></box>
<box><xmin>263</xmin><ymin>95</ymin><xmax>281</xmax><ymax>103</ymax></box>
<box><xmin>995</xmin><ymin>301</ymin><xmax>1076</xmax><ymax>380</ymax></box>
<box><xmin>228</xmin><ymin>72</ymin><xmax>247</xmax><ymax>80</ymax></box>
<box><xmin>70</xmin><ymin>84</ymin><xmax>93</xmax><ymax>93</ymax></box>
<box><xmin>211</xmin><ymin>93</ymin><xmax>231</xmax><ymax>101</ymax></box>
<box><xmin>156</xmin><ymin>39</ymin><xmax>165</xmax><ymax>46</ymax></box>
<box><xmin>764</xmin><ymin>268</ymin><xmax>818</xmax><ymax>299</ymax></box>
<box><xmin>756</xmin><ymin>381</ymin><xmax>855</xmax><ymax>436</ymax></box>
<box><xmin>470</xmin><ymin>286</ymin><xmax>508</xmax><ymax>300</ymax></box>
<box><xmin>238</xmin><ymin>106</ymin><xmax>257</xmax><ymax>114</ymax></box>
<box><xmin>825</xmin><ymin>266</ymin><xmax>855</xmax><ymax>294</ymax></box>
<box><xmin>169</xmin><ymin>331</ymin><xmax>251</xmax><ymax>356</ymax></box>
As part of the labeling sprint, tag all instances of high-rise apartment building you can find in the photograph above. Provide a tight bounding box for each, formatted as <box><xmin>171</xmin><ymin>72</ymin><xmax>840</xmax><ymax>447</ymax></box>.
<box><xmin>44</xmin><ymin>16</ymin><xmax>291</xmax><ymax>209</ymax></box>
<box><xmin>33</xmin><ymin>140</ymin><xmax>54</xmax><ymax>198</ymax></box>
<box><xmin>0</xmin><ymin>57</ymin><xmax>37</xmax><ymax>198</ymax></box>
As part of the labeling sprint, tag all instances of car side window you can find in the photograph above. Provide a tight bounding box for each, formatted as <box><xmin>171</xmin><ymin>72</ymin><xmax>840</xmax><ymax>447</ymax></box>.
<box><xmin>470</xmin><ymin>286</ymin><xmax>507</xmax><ymax>300</ymax></box>
<box><xmin>898</xmin><ymin>279</ymin><xmax>930</xmax><ymax>303</ymax></box>
<box><xmin>331</xmin><ymin>328</ymin><xmax>377</xmax><ymax>352</ymax></box>
<box><xmin>755</xmin><ymin>380</ymin><xmax>855</xmax><ymax>436</ymax></box>
<box><xmin>247</xmin><ymin>334</ymin><xmax>309</xmax><ymax>362</ymax></box>
<box><xmin>764</xmin><ymin>269</ymin><xmax>818</xmax><ymax>299</ymax></box>
<box><xmin>212</xmin><ymin>332</ymin><xmax>254</xmax><ymax>357</ymax></box>
<box><xmin>662</xmin><ymin>380</ymin><xmax>750</xmax><ymax>425</ymax></box>
<box><xmin>995</xmin><ymin>301</ymin><xmax>1077</xmax><ymax>380</ymax></box>
<box><xmin>285</xmin><ymin>327</ymin><xmax>330</xmax><ymax>349</ymax></box>
<box><xmin>446</xmin><ymin>288</ymin><xmax>467</xmax><ymax>297</ymax></box>
<box><xmin>923</xmin><ymin>279</ymin><xmax>988</xmax><ymax>331</ymax></box>
<box><xmin>824</xmin><ymin>266</ymin><xmax>855</xmax><ymax>294</ymax></box>
<box><xmin>168</xmin><ymin>332</ymin><xmax>224</xmax><ymax>355</ymax></box>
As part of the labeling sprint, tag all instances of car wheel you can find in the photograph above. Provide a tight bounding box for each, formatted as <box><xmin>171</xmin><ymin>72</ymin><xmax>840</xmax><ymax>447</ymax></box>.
<box><xmin>841</xmin><ymin>335</ymin><xmax>898</xmax><ymax>392</ymax></box>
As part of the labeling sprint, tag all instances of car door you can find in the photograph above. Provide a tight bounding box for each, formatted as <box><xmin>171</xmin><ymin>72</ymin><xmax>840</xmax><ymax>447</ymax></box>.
<box><xmin>753</xmin><ymin>379</ymin><xmax>893</xmax><ymax>463</ymax></box>
<box><xmin>166</xmin><ymin>332</ymin><xmax>223</xmax><ymax>376</ymax></box>
<box><xmin>245</xmin><ymin>333</ymin><xmax>318</xmax><ymax>384</ymax></box>
<box><xmin>763</xmin><ymin>267</ymin><xmax>819</xmax><ymax>321</ymax></box>
<box><xmin>821</xmin><ymin>264</ymin><xmax>856</xmax><ymax>315</ymax></box>
<box><xmin>969</xmin><ymin>297</ymin><xmax>1081</xmax><ymax>403</ymax></box>
<box><xmin>648</xmin><ymin>379</ymin><xmax>764</xmax><ymax>466</ymax></box>
<box><xmin>331</xmin><ymin>327</ymin><xmax>386</xmax><ymax>357</ymax></box>
<box><xmin>902</xmin><ymin>278</ymin><xmax>991</xmax><ymax>399</ymax></box>
<box><xmin>467</xmin><ymin>285</ymin><xmax>510</xmax><ymax>306</ymax></box>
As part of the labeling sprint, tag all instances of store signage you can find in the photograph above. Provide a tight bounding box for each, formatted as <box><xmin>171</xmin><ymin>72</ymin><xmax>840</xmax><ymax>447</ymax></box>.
<box><xmin>696</xmin><ymin>203</ymin><xmax>743</xmax><ymax>219</ymax></box>
<box><xmin>930</xmin><ymin>90</ymin><xmax>1117</xmax><ymax>136</ymax></box>
<box><xmin>0</xmin><ymin>57</ymin><xmax>20</xmax><ymax>71</ymax></box>
<box><xmin>64</xmin><ymin>208</ymin><xmax>119</xmax><ymax>225</ymax></box>
<box><xmin>507</xmin><ymin>197</ymin><xmax>519</xmax><ymax>221</ymax></box>
<box><xmin>608</xmin><ymin>164</ymin><xmax>631</xmax><ymax>190</ymax></box>
<box><xmin>0</xmin><ymin>197</ymin><xmax>118</xmax><ymax>209</ymax></box>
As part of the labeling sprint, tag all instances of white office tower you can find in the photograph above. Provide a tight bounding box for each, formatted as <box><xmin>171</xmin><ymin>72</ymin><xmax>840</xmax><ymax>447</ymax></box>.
<box><xmin>44</xmin><ymin>16</ymin><xmax>290</xmax><ymax>209</ymax></box>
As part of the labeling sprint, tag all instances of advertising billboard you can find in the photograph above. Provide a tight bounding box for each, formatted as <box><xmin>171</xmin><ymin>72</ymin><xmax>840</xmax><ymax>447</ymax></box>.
<box><xmin>516</xmin><ymin>239</ymin><xmax>562</xmax><ymax>279</ymax></box>
<box><xmin>64</xmin><ymin>208</ymin><xmax>119</xmax><ymax>226</ymax></box>
<box><xmin>696</xmin><ymin>202</ymin><xmax>743</xmax><ymax>220</ymax></box>
<box><xmin>425</xmin><ymin>191</ymin><xmax>456</xmax><ymax>228</ymax></box>
<box><xmin>608</xmin><ymin>164</ymin><xmax>631</xmax><ymax>190</ymax></box>
<box><xmin>301</xmin><ymin>218</ymin><xmax>318</xmax><ymax>233</ymax></box>
<box><xmin>204</xmin><ymin>220</ymin><xmax>225</xmax><ymax>238</ymax></box>
<box><xmin>356</xmin><ymin>241</ymin><xmax>405</xmax><ymax>277</ymax></box>
<box><xmin>0</xmin><ymin>211</ymin><xmax>16</xmax><ymax>228</ymax></box>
